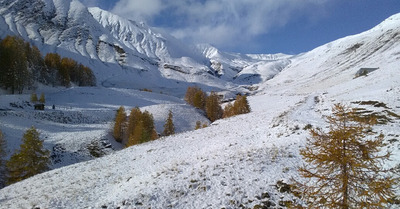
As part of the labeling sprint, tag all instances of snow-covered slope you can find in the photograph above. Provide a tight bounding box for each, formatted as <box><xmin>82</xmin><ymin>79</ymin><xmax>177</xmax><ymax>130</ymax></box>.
<box><xmin>0</xmin><ymin>87</ymin><xmax>210</xmax><ymax>169</ymax></box>
<box><xmin>263</xmin><ymin>13</ymin><xmax>400</xmax><ymax>96</ymax></box>
<box><xmin>0</xmin><ymin>11</ymin><xmax>399</xmax><ymax>209</ymax></box>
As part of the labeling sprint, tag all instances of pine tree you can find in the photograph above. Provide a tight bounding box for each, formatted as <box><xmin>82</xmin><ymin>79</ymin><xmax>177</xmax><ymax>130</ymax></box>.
<box><xmin>6</xmin><ymin>127</ymin><xmax>50</xmax><ymax>185</ymax></box>
<box><xmin>113</xmin><ymin>106</ymin><xmax>126</xmax><ymax>143</ymax></box>
<box><xmin>205</xmin><ymin>92</ymin><xmax>223</xmax><ymax>122</ymax></box>
<box><xmin>297</xmin><ymin>104</ymin><xmax>398</xmax><ymax>208</ymax></box>
<box><xmin>30</xmin><ymin>93</ymin><xmax>38</xmax><ymax>103</ymax></box>
<box><xmin>39</xmin><ymin>93</ymin><xmax>45</xmax><ymax>104</ymax></box>
<box><xmin>162</xmin><ymin>110</ymin><xmax>175</xmax><ymax>136</ymax></box>
<box><xmin>0</xmin><ymin>130</ymin><xmax>7</xmax><ymax>188</ymax></box>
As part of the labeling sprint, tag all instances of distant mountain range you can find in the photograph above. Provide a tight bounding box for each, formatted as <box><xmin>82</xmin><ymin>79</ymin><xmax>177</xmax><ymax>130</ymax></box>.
<box><xmin>0</xmin><ymin>0</ymin><xmax>291</xmax><ymax>96</ymax></box>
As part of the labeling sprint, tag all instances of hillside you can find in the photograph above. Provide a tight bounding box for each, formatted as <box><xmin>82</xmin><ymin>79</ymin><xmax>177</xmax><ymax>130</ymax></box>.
<box><xmin>0</xmin><ymin>9</ymin><xmax>399</xmax><ymax>209</ymax></box>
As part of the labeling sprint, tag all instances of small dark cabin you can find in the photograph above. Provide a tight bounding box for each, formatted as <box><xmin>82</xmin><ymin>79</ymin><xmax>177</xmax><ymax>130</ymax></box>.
<box><xmin>34</xmin><ymin>104</ymin><xmax>45</xmax><ymax>110</ymax></box>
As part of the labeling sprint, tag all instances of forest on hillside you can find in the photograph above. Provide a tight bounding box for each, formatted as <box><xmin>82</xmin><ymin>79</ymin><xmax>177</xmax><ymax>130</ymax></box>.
<box><xmin>0</xmin><ymin>35</ymin><xmax>96</xmax><ymax>94</ymax></box>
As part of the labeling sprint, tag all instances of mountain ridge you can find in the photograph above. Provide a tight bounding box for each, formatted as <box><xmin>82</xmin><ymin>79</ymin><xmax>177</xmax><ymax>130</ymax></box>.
<box><xmin>0</xmin><ymin>0</ymin><xmax>291</xmax><ymax>96</ymax></box>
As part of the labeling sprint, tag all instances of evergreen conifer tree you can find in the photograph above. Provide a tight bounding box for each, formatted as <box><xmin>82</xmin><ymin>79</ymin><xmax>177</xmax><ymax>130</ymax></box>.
<box><xmin>6</xmin><ymin>127</ymin><xmax>50</xmax><ymax>185</ymax></box>
<box><xmin>297</xmin><ymin>104</ymin><xmax>398</xmax><ymax>208</ymax></box>
<box><xmin>162</xmin><ymin>110</ymin><xmax>175</xmax><ymax>136</ymax></box>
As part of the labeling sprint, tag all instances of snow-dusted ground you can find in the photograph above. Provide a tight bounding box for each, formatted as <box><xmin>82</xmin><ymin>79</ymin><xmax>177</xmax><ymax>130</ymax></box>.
<box><xmin>0</xmin><ymin>87</ymin><xmax>209</xmax><ymax>169</ymax></box>
<box><xmin>0</xmin><ymin>9</ymin><xmax>399</xmax><ymax>209</ymax></box>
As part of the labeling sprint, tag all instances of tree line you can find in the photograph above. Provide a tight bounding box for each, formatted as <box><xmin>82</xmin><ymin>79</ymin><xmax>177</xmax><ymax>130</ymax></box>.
<box><xmin>184</xmin><ymin>86</ymin><xmax>251</xmax><ymax>122</ymax></box>
<box><xmin>113</xmin><ymin>107</ymin><xmax>176</xmax><ymax>148</ymax></box>
<box><xmin>0</xmin><ymin>35</ymin><xmax>96</xmax><ymax>94</ymax></box>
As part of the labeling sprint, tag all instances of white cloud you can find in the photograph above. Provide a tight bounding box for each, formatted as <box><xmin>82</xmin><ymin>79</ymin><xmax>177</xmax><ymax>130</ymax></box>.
<box><xmin>80</xmin><ymin>0</ymin><xmax>99</xmax><ymax>7</ymax></box>
<box><xmin>111</xmin><ymin>0</ymin><xmax>329</xmax><ymax>51</ymax></box>
<box><xmin>111</xmin><ymin>0</ymin><xmax>164</xmax><ymax>22</ymax></box>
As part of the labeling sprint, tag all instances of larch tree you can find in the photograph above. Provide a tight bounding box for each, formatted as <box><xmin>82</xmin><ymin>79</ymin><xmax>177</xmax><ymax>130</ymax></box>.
<box><xmin>297</xmin><ymin>104</ymin><xmax>398</xmax><ymax>208</ymax></box>
<box><xmin>44</xmin><ymin>53</ymin><xmax>61</xmax><ymax>86</ymax></box>
<box><xmin>113</xmin><ymin>106</ymin><xmax>126</xmax><ymax>143</ymax></box>
<box><xmin>125</xmin><ymin>109</ymin><xmax>158</xmax><ymax>147</ymax></box>
<box><xmin>140</xmin><ymin>110</ymin><xmax>158</xmax><ymax>143</ymax></box>
<box><xmin>0</xmin><ymin>36</ymin><xmax>28</xmax><ymax>94</ymax></box>
<box><xmin>234</xmin><ymin>95</ymin><xmax>251</xmax><ymax>115</ymax></box>
<box><xmin>185</xmin><ymin>86</ymin><xmax>207</xmax><ymax>110</ymax></box>
<box><xmin>205</xmin><ymin>92</ymin><xmax>223</xmax><ymax>122</ymax></box>
<box><xmin>39</xmin><ymin>93</ymin><xmax>45</xmax><ymax>104</ymax></box>
<box><xmin>126</xmin><ymin>107</ymin><xmax>141</xmax><ymax>141</ymax></box>
<box><xmin>6</xmin><ymin>127</ymin><xmax>50</xmax><ymax>185</ymax></box>
<box><xmin>162</xmin><ymin>110</ymin><xmax>175</xmax><ymax>136</ymax></box>
<box><xmin>223</xmin><ymin>95</ymin><xmax>251</xmax><ymax>118</ymax></box>
<box><xmin>30</xmin><ymin>93</ymin><xmax>38</xmax><ymax>103</ymax></box>
<box><xmin>0</xmin><ymin>130</ymin><xmax>7</xmax><ymax>188</ymax></box>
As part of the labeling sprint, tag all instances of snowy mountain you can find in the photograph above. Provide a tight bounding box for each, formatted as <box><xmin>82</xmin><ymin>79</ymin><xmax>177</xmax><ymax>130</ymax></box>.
<box><xmin>197</xmin><ymin>44</ymin><xmax>292</xmax><ymax>84</ymax></box>
<box><xmin>0</xmin><ymin>0</ymin><xmax>399</xmax><ymax>208</ymax></box>
<box><xmin>0</xmin><ymin>0</ymin><xmax>288</xmax><ymax>96</ymax></box>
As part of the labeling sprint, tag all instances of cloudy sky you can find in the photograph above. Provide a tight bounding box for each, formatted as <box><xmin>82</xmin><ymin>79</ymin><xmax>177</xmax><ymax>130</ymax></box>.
<box><xmin>82</xmin><ymin>0</ymin><xmax>400</xmax><ymax>54</ymax></box>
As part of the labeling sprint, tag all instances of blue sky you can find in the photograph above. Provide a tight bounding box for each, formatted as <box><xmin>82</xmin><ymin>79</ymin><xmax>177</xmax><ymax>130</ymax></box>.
<box><xmin>82</xmin><ymin>0</ymin><xmax>400</xmax><ymax>54</ymax></box>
